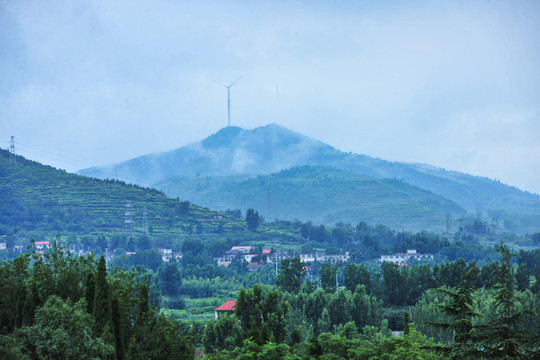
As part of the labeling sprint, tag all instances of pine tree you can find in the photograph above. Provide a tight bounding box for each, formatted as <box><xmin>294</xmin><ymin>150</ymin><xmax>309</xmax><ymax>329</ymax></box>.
<box><xmin>426</xmin><ymin>266</ymin><xmax>482</xmax><ymax>359</ymax></box>
<box><xmin>93</xmin><ymin>256</ymin><xmax>112</xmax><ymax>336</ymax></box>
<box><xmin>112</xmin><ymin>295</ymin><xmax>125</xmax><ymax>360</ymax></box>
<box><xmin>478</xmin><ymin>243</ymin><xmax>533</xmax><ymax>359</ymax></box>
<box><xmin>85</xmin><ymin>272</ymin><xmax>96</xmax><ymax>314</ymax></box>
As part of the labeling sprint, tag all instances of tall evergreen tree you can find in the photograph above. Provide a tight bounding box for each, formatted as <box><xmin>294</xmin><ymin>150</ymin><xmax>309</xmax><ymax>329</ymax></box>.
<box><xmin>245</xmin><ymin>208</ymin><xmax>260</xmax><ymax>232</ymax></box>
<box><xmin>85</xmin><ymin>272</ymin><xmax>96</xmax><ymax>314</ymax></box>
<box><xmin>111</xmin><ymin>295</ymin><xmax>125</xmax><ymax>360</ymax></box>
<box><xmin>477</xmin><ymin>243</ymin><xmax>532</xmax><ymax>359</ymax></box>
<box><xmin>427</xmin><ymin>266</ymin><xmax>482</xmax><ymax>359</ymax></box>
<box><xmin>93</xmin><ymin>256</ymin><xmax>112</xmax><ymax>336</ymax></box>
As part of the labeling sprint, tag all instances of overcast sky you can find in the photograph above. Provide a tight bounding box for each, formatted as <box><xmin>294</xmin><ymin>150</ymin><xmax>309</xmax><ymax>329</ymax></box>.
<box><xmin>1</xmin><ymin>0</ymin><xmax>539</xmax><ymax>194</ymax></box>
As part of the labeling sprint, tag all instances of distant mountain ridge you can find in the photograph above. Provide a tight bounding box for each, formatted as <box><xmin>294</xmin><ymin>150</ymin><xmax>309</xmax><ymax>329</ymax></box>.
<box><xmin>79</xmin><ymin>124</ymin><xmax>540</xmax><ymax>232</ymax></box>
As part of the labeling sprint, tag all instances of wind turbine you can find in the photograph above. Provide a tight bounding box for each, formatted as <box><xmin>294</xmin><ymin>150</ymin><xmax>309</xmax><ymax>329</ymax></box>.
<box><xmin>221</xmin><ymin>76</ymin><xmax>243</xmax><ymax>127</ymax></box>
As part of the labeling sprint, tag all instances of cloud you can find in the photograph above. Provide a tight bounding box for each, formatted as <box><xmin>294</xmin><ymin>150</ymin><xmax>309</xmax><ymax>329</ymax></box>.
<box><xmin>1</xmin><ymin>0</ymin><xmax>539</xmax><ymax>193</ymax></box>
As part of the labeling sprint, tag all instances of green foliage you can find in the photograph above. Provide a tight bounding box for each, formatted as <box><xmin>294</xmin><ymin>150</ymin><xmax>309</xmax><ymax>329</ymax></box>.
<box><xmin>159</xmin><ymin>261</ymin><xmax>182</xmax><ymax>296</ymax></box>
<box><xmin>275</xmin><ymin>257</ymin><xmax>306</xmax><ymax>294</ymax></box>
<box><xmin>236</xmin><ymin>284</ymin><xmax>289</xmax><ymax>344</ymax></box>
<box><xmin>0</xmin><ymin>248</ymin><xmax>194</xmax><ymax>359</ymax></box>
<box><xmin>319</xmin><ymin>263</ymin><xmax>337</xmax><ymax>293</ymax></box>
<box><xmin>425</xmin><ymin>267</ymin><xmax>482</xmax><ymax>358</ymax></box>
<box><xmin>344</xmin><ymin>263</ymin><xmax>372</xmax><ymax>293</ymax></box>
<box><xmin>0</xmin><ymin>149</ymin><xmax>250</xmax><ymax>247</ymax></box>
<box><xmin>476</xmin><ymin>242</ymin><xmax>534</xmax><ymax>359</ymax></box>
<box><xmin>16</xmin><ymin>295</ymin><xmax>115</xmax><ymax>359</ymax></box>
<box><xmin>93</xmin><ymin>255</ymin><xmax>112</xmax><ymax>335</ymax></box>
<box><xmin>246</xmin><ymin>208</ymin><xmax>260</xmax><ymax>232</ymax></box>
<box><xmin>198</xmin><ymin>165</ymin><xmax>467</xmax><ymax>232</ymax></box>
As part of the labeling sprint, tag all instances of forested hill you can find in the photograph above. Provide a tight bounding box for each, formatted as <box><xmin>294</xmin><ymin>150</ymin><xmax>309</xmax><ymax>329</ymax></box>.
<box><xmin>196</xmin><ymin>166</ymin><xmax>466</xmax><ymax>232</ymax></box>
<box><xmin>79</xmin><ymin>124</ymin><xmax>540</xmax><ymax>232</ymax></box>
<box><xmin>0</xmin><ymin>149</ymin><xmax>250</xmax><ymax>244</ymax></box>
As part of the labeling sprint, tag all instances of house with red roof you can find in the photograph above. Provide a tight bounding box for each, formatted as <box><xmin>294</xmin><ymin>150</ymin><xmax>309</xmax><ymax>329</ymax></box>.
<box><xmin>231</xmin><ymin>246</ymin><xmax>252</xmax><ymax>253</ymax></box>
<box><xmin>213</xmin><ymin>300</ymin><xmax>236</xmax><ymax>319</ymax></box>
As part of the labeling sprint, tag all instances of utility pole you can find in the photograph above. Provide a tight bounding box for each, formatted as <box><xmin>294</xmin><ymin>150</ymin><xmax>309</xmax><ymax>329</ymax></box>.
<box><xmin>402</xmin><ymin>228</ymin><xmax>405</xmax><ymax>253</ymax></box>
<box><xmin>266</xmin><ymin>187</ymin><xmax>271</xmax><ymax>221</ymax></box>
<box><xmin>335</xmin><ymin>269</ymin><xmax>339</xmax><ymax>294</ymax></box>
<box><xmin>275</xmin><ymin>252</ymin><xmax>278</xmax><ymax>276</ymax></box>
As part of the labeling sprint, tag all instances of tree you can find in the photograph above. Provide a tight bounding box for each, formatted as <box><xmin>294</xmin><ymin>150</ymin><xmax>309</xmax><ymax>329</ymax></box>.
<box><xmin>426</xmin><ymin>267</ymin><xmax>482</xmax><ymax>359</ymax></box>
<box><xmin>275</xmin><ymin>257</ymin><xmax>306</xmax><ymax>294</ymax></box>
<box><xmin>93</xmin><ymin>256</ymin><xmax>112</xmax><ymax>336</ymax></box>
<box><xmin>16</xmin><ymin>296</ymin><xmax>115</xmax><ymax>359</ymax></box>
<box><xmin>477</xmin><ymin>243</ymin><xmax>533</xmax><ymax>359</ymax></box>
<box><xmin>382</xmin><ymin>262</ymin><xmax>407</xmax><ymax>306</ymax></box>
<box><xmin>235</xmin><ymin>284</ymin><xmax>289</xmax><ymax>344</ymax></box>
<box><xmin>344</xmin><ymin>263</ymin><xmax>372</xmax><ymax>293</ymax></box>
<box><xmin>246</xmin><ymin>208</ymin><xmax>260</xmax><ymax>232</ymax></box>
<box><xmin>319</xmin><ymin>263</ymin><xmax>337</xmax><ymax>293</ymax></box>
<box><xmin>515</xmin><ymin>263</ymin><xmax>529</xmax><ymax>291</ymax></box>
<box><xmin>158</xmin><ymin>262</ymin><xmax>182</xmax><ymax>296</ymax></box>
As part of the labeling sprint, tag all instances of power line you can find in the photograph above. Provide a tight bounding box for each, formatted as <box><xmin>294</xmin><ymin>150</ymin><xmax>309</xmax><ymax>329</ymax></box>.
<box><xmin>15</xmin><ymin>142</ymin><xmax>95</xmax><ymax>170</ymax></box>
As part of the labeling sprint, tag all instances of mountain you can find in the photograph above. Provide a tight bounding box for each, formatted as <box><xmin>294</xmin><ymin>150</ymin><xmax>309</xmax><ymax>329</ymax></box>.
<box><xmin>79</xmin><ymin>124</ymin><xmax>540</xmax><ymax>232</ymax></box>
<box><xmin>197</xmin><ymin>166</ymin><xmax>466</xmax><ymax>232</ymax></box>
<box><xmin>0</xmin><ymin>149</ymin><xmax>252</xmax><ymax>244</ymax></box>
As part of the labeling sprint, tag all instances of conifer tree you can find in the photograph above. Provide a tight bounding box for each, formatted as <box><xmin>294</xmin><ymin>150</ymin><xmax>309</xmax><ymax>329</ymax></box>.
<box><xmin>112</xmin><ymin>295</ymin><xmax>125</xmax><ymax>360</ymax></box>
<box><xmin>427</xmin><ymin>266</ymin><xmax>481</xmax><ymax>359</ymax></box>
<box><xmin>85</xmin><ymin>272</ymin><xmax>95</xmax><ymax>314</ymax></box>
<box><xmin>478</xmin><ymin>242</ymin><xmax>532</xmax><ymax>359</ymax></box>
<box><xmin>93</xmin><ymin>256</ymin><xmax>112</xmax><ymax>336</ymax></box>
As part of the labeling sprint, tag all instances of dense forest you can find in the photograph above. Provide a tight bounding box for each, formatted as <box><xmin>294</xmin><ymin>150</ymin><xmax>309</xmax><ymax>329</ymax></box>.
<box><xmin>1</xmin><ymin>241</ymin><xmax>539</xmax><ymax>359</ymax></box>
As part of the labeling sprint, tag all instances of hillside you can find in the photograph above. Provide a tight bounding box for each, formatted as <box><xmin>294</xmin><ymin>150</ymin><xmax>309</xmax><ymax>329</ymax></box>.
<box><xmin>79</xmin><ymin>124</ymin><xmax>540</xmax><ymax>232</ymax></box>
<box><xmin>0</xmin><ymin>149</ymin><xmax>257</xmax><ymax>245</ymax></box>
<box><xmin>196</xmin><ymin>166</ymin><xmax>466</xmax><ymax>232</ymax></box>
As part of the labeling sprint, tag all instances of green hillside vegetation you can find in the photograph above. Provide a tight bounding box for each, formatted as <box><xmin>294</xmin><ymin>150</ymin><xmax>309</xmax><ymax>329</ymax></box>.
<box><xmin>0</xmin><ymin>149</ymin><xmax>295</xmax><ymax>247</ymax></box>
<box><xmin>196</xmin><ymin>166</ymin><xmax>466</xmax><ymax>232</ymax></box>
<box><xmin>79</xmin><ymin>124</ymin><xmax>540</xmax><ymax>233</ymax></box>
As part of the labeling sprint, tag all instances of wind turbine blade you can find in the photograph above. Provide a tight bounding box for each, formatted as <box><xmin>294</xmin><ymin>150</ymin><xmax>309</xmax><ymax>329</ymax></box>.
<box><xmin>228</xmin><ymin>74</ymin><xmax>246</xmax><ymax>87</ymax></box>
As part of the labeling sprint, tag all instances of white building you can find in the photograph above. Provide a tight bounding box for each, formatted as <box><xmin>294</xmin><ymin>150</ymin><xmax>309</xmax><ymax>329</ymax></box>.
<box><xmin>300</xmin><ymin>252</ymin><xmax>350</xmax><ymax>263</ymax></box>
<box><xmin>379</xmin><ymin>249</ymin><xmax>433</xmax><ymax>264</ymax></box>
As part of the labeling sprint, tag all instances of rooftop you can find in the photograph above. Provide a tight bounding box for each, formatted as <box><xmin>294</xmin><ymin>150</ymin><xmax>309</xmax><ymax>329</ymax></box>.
<box><xmin>213</xmin><ymin>300</ymin><xmax>236</xmax><ymax>311</ymax></box>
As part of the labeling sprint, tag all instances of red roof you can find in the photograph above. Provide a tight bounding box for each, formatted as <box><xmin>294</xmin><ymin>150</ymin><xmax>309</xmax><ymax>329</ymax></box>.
<box><xmin>262</xmin><ymin>249</ymin><xmax>271</xmax><ymax>254</ymax></box>
<box><xmin>213</xmin><ymin>300</ymin><xmax>236</xmax><ymax>311</ymax></box>
<box><xmin>35</xmin><ymin>241</ymin><xmax>50</xmax><ymax>245</ymax></box>
<box><xmin>231</xmin><ymin>246</ymin><xmax>252</xmax><ymax>251</ymax></box>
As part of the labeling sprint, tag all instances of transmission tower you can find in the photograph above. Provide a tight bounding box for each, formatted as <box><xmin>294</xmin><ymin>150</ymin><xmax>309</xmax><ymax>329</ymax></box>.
<box><xmin>142</xmin><ymin>206</ymin><xmax>149</xmax><ymax>236</ymax></box>
<box><xmin>124</xmin><ymin>200</ymin><xmax>135</xmax><ymax>235</ymax></box>
<box><xmin>266</xmin><ymin>187</ymin><xmax>271</xmax><ymax>221</ymax></box>
<box><xmin>9</xmin><ymin>136</ymin><xmax>16</xmax><ymax>164</ymax></box>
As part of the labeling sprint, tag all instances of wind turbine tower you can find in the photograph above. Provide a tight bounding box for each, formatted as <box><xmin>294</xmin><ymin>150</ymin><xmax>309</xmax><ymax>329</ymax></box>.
<box><xmin>222</xmin><ymin>77</ymin><xmax>243</xmax><ymax>127</ymax></box>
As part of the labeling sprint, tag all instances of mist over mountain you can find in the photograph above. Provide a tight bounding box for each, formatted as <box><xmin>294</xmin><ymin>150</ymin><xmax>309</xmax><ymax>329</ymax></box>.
<box><xmin>79</xmin><ymin>124</ymin><xmax>540</xmax><ymax>231</ymax></box>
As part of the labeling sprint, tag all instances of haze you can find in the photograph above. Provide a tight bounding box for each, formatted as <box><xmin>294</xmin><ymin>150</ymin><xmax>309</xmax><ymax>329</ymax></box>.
<box><xmin>1</xmin><ymin>0</ymin><xmax>539</xmax><ymax>194</ymax></box>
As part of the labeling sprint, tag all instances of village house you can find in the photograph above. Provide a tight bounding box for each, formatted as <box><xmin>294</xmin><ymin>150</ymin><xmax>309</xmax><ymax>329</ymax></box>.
<box><xmin>231</xmin><ymin>246</ymin><xmax>252</xmax><ymax>253</ymax></box>
<box><xmin>379</xmin><ymin>249</ymin><xmax>434</xmax><ymax>264</ymax></box>
<box><xmin>159</xmin><ymin>248</ymin><xmax>173</xmax><ymax>262</ymax></box>
<box><xmin>300</xmin><ymin>252</ymin><xmax>350</xmax><ymax>264</ymax></box>
<box><xmin>215</xmin><ymin>255</ymin><xmax>234</xmax><ymax>267</ymax></box>
<box><xmin>213</xmin><ymin>300</ymin><xmax>236</xmax><ymax>319</ymax></box>
<box><xmin>34</xmin><ymin>241</ymin><xmax>51</xmax><ymax>250</ymax></box>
